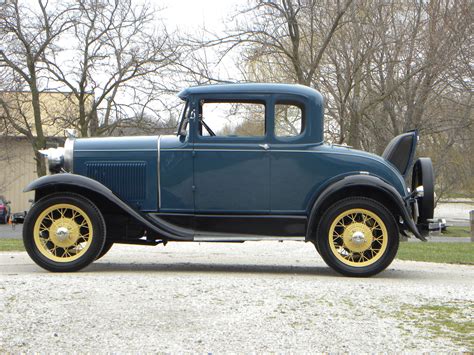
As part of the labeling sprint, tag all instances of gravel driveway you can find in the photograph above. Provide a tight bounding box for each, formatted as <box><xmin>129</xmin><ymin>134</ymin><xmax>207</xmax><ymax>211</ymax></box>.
<box><xmin>0</xmin><ymin>241</ymin><xmax>472</xmax><ymax>352</ymax></box>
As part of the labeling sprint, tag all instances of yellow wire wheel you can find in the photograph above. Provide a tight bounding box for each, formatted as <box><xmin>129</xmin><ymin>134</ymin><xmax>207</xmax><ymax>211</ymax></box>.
<box><xmin>328</xmin><ymin>208</ymin><xmax>388</xmax><ymax>267</ymax></box>
<box><xmin>24</xmin><ymin>193</ymin><xmax>106</xmax><ymax>272</ymax></box>
<box><xmin>33</xmin><ymin>203</ymin><xmax>94</xmax><ymax>263</ymax></box>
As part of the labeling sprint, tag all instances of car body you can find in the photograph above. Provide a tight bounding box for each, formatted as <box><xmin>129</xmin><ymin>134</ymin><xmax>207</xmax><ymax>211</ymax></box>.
<box><xmin>21</xmin><ymin>84</ymin><xmax>435</xmax><ymax>276</ymax></box>
<box><xmin>0</xmin><ymin>196</ymin><xmax>11</xmax><ymax>224</ymax></box>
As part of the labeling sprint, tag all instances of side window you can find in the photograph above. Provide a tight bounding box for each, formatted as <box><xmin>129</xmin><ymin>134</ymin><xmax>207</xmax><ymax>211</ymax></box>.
<box><xmin>200</xmin><ymin>102</ymin><xmax>265</xmax><ymax>137</ymax></box>
<box><xmin>275</xmin><ymin>103</ymin><xmax>304</xmax><ymax>137</ymax></box>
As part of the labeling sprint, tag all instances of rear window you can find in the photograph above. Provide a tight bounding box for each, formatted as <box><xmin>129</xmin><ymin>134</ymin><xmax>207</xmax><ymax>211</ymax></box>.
<box><xmin>275</xmin><ymin>103</ymin><xmax>304</xmax><ymax>137</ymax></box>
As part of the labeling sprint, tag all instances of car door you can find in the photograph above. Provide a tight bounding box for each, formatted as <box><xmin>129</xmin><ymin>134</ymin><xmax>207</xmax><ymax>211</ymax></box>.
<box><xmin>269</xmin><ymin>95</ymin><xmax>322</xmax><ymax>214</ymax></box>
<box><xmin>192</xmin><ymin>97</ymin><xmax>270</xmax><ymax>213</ymax></box>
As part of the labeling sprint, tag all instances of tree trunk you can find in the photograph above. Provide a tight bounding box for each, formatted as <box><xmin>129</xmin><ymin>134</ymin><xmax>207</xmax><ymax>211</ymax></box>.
<box><xmin>33</xmin><ymin>146</ymin><xmax>47</xmax><ymax>177</ymax></box>
<box><xmin>29</xmin><ymin>67</ymin><xmax>47</xmax><ymax>177</ymax></box>
<box><xmin>347</xmin><ymin>1</ymin><xmax>362</xmax><ymax>149</ymax></box>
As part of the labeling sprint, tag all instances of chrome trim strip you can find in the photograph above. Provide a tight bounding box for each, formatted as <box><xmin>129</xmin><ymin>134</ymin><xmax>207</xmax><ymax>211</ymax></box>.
<box><xmin>75</xmin><ymin>149</ymin><xmax>157</xmax><ymax>152</ymax></box>
<box><xmin>157</xmin><ymin>136</ymin><xmax>161</xmax><ymax>209</ymax></box>
<box><xmin>163</xmin><ymin>148</ymin><xmax>361</xmax><ymax>155</ymax></box>
<box><xmin>194</xmin><ymin>235</ymin><xmax>305</xmax><ymax>242</ymax></box>
<box><xmin>160</xmin><ymin>149</ymin><xmax>193</xmax><ymax>151</ymax></box>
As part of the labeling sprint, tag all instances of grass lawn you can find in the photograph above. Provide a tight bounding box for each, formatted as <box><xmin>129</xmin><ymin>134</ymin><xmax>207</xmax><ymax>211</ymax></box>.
<box><xmin>0</xmin><ymin>239</ymin><xmax>25</xmax><ymax>252</ymax></box>
<box><xmin>442</xmin><ymin>226</ymin><xmax>471</xmax><ymax>237</ymax></box>
<box><xmin>396</xmin><ymin>301</ymin><xmax>474</xmax><ymax>349</ymax></box>
<box><xmin>397</xmin><ymin>242</ymin><xmax>474</xmax><ymax>265</ymax></box>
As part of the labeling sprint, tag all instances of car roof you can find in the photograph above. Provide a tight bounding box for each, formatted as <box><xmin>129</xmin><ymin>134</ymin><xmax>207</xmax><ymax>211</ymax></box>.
<box><xmin>178</xmin><ymin>83</ymin><xmax>323</xmax><ymax>103</ymax></box>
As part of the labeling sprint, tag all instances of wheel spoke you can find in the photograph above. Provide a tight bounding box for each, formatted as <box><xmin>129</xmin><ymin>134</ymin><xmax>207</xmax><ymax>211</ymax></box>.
<box><xmin>33</xmin><ymin>203</ymin><xmax>94</xmax><ymax>262</ymax></box>
<box><xmin>362</xmin><ymin>214</ymin><xmax>369</xmax><ymax>224</ymax></box>
<box><xmin>329</xmin><ymin>208</ymin><xmax>388</xmax><ymax>267</ymax></box>
<box><xmin>336</xmin><ymin>222</ymin><xmax>345</xmax><ymax>228</ymax></box>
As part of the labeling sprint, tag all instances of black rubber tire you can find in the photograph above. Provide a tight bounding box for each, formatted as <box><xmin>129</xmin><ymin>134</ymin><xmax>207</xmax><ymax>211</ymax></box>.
<box><xmin>315</xmin><ymin>197</ymin><xmax>399</xmax><ymax>277</ymax></box>
<box><xmin>96</xmin><ymin>241</ymin><xmax>114</xmax><ymax>260</ymax></box>
<box><xmin>412</xmin><ymin>157</ymin><xmax>435</xmax><ymax>223</ymax></box>
<box><xmin>23</xmin><ymin>193</ymin><xmax>106</xmax><ymax>272</ymax></box>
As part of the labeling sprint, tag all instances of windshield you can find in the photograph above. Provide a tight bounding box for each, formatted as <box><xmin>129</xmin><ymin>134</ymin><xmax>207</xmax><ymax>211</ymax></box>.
<box><xmin>176</xmin><ymin>100</ymin><xmax>189</xmax><ymax>136</ymax></box>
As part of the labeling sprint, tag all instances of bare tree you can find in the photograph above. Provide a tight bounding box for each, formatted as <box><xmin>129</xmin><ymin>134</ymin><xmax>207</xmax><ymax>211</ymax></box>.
<box><xmin>228</xmin><ymin>0</ymin><xmax>472</xmax><ymax>195</ymax></box>
<box><xmin>223</xmin><ymin>0</ymin><xmax>353</xmax><ymax>86</ymax></box>
<box><xmin>45</xmin><ymin>0</ymin><xmax>179</xmax><ymax>137</ymax></box>
<box><xmin>0</xmin><ymin>0</ymin><xmax>73</xmax><ymax>176</ymax></box>
<box><xmin>324</xmin><ymin>0</ymin><xmax>472</xmax><ymax>195</ymax></box>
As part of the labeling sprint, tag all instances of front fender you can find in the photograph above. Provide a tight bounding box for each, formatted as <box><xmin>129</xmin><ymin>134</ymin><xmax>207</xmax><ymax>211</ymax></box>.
<box><xmin>24</xmin><ymin>173</ymin><xmax>115</xmax><ymax>195</ymax></box>
<box><xmin>24</xmin><ymin>174</ymin><xmax>193</xmax><ymax>241</ymax></box>
<box><xmin>306</xmin><ymin>174</ymin><xmax>423</xmax><ymax>241</ymax></box>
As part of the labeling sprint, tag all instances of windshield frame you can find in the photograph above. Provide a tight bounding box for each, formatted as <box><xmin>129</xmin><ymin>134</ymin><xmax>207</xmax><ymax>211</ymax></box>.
<box><xmin>176</xmin><ymin>100</ymin><xmax>189</xmax><ymax>136</ymax></box>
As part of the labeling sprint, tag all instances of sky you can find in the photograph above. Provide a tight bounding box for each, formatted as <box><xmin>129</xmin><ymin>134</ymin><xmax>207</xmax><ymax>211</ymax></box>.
<box><xmin>160</xmin><ymin>0</ymin><xmax>241</xmax><ymax>33</ymax></box>
<box><xmin>158</xmin><ymin>0</ymin><xmax>245</xmax><ymax>130</ymax></box>
<box><xmin>160</xmin><ymin>0</ymin><xmax>244</xmax><ymax>83</ymax></box>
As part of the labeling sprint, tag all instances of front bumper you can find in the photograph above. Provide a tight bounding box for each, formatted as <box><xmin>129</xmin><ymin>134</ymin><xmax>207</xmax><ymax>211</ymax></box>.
<box><xmin>10</xmin><ymin>211</ymin><xmax>26</xmax><ymax>224</ymax></box>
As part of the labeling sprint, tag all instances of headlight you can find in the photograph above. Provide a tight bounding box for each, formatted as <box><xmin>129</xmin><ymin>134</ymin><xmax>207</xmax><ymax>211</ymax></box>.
<box><xmin>64</xmin><ymin>137</ymin><xmax>74</xmax><ymax>172</ymax></box>
<box><xmin>39</xmin><ymin>147</ymin><xmax>65</xmax><ymax>174</ymax></box>
<box><xmin>39</xmin><ymin>137</ymin><xmax>75</xmax><ymax>174</ymax></box>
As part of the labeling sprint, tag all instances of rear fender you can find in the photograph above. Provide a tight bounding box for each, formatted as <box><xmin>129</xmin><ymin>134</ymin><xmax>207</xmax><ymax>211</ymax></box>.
<box><xmin>306</xmin><ymin>174</ymin><xmax>423</xmax><ymax>241</ymax></box>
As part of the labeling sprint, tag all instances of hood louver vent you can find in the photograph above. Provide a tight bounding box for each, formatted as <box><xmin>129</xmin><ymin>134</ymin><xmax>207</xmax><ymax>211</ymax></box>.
<box><xmin>86</xmin><ymin>162</ymin><xmax>147</xmax><ymax>202</ymax></box>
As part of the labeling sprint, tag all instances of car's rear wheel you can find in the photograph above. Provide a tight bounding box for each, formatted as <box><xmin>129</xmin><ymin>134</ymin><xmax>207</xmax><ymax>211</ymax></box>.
<box><xmin>315</xmin><ymin>197</ymin><xmax>399</xmax><ymax>277</ymax></box>
<box><xmin>23</xmin><ymin>193</ymin><xmax>106</xmax><ymax>272</ymax></box>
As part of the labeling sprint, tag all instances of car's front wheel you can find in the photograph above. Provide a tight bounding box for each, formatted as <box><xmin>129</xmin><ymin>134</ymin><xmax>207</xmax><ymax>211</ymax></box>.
<box><xmin>315</xmin><ymin>197</ymin><xmax>399</xmax><ymax>277</ymax></box>
<box><xmin>23</xmin><ymin>193</ymin><xmax>106</xmax><ymax>272</ymax></box>
<box><xmin>96</xmin><ymin>241</ymin><xmax>114</xmax><ymax>260</ymax></box>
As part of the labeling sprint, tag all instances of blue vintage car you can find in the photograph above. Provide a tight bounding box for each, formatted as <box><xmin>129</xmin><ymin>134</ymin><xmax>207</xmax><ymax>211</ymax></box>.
<box><xmin>22</xmin><ymin>84</ymin><xmax>434</xmax><ymax>276</ymax></box>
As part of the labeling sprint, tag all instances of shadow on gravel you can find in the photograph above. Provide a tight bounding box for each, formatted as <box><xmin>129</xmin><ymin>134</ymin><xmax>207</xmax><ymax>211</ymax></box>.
<box><xmin>83</xmin><ymin>262</ymin><xmax>408</xmax><ymax>279</ymax></box>
<box><xmin>86</xmin><ymin>262</ymin><xmax>336</xmax><ymax>276</ymax></box>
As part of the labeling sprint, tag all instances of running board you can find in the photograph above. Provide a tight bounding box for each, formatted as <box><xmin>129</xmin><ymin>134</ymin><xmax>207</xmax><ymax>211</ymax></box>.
<box><xmin>194</xmin><ymin>235</ymin><xmax>305</xmax><ymax>242</ymax></box>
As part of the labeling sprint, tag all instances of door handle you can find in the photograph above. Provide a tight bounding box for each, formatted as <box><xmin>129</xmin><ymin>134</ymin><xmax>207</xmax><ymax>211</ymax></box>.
<box><xmin>259</xmin><ymin>143</ymin><xmax>270</xmax><ymax>150</ymax></box>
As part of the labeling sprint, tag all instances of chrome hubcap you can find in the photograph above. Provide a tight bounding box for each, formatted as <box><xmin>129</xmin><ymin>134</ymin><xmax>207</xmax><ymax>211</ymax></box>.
<box><xmin>55</xmin><ymin>227</ymin><xmax>70</xmax><ymax>242</ymax></box>
<box><xmin>351</xmin><ymin>231</ymin><xmax>366</xmax><ymax>245</ymax></box>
